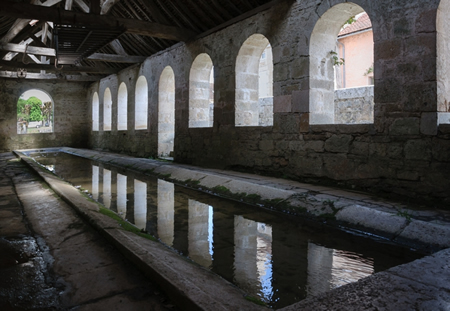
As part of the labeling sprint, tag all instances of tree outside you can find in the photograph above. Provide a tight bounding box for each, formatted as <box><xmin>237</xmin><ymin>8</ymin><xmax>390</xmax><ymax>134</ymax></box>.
<box><xmin>17</xmin><ymin>90</ymin><xmax>53</xmax><ymax>134</ymax></box>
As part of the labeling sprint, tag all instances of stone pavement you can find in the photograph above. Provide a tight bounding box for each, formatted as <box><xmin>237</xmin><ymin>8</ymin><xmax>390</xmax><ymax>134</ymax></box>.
<box><xmin>0</xmin><ymin>152</ymin><xmax>176</xmax><ymax>310</ymax></box>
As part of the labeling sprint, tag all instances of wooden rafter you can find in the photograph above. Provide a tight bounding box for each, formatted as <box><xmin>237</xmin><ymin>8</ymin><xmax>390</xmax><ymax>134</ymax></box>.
<box><xmin>86</xmin><ymin>53</ymin><xmax>146</xmax><ymax>63</ymax></box>
<box><xmin>0</xmin><ymin>1</ymin><xmax>197</xmax><ymax>41</ymax></box>
<box><xmin>0</xmin><ymin>60</ymin><xmax>116</xmax><ymax>74</ymax></box>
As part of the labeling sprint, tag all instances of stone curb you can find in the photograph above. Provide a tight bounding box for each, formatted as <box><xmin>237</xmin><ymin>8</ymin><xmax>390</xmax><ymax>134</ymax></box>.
<box><xmin>15</xmin><ymin>151</ymin><xmax>265</xmax><ymax>311</ymax></box>
<box><xmin>61</xmin><ymin>147</ymin><xmax>450</xmax><ymax>252</ymax></box>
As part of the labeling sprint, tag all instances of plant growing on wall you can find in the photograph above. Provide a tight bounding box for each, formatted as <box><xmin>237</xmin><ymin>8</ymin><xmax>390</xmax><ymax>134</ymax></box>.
<box><xmin>364</xmin><ymin>64</ymin><xmax>374</xmax><ymax>76</ymax></box>
<box><xmin>330</xmin><ymin>51</ymin><xmax>345</xmax><ymax>66</ymax></box>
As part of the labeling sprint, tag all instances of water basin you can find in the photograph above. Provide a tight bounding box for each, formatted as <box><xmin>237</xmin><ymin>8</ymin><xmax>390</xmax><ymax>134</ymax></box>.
<box><xmin>29</xmin><ymin>151</ymin><xmax>423</xmax><ymax>309</ymax></box>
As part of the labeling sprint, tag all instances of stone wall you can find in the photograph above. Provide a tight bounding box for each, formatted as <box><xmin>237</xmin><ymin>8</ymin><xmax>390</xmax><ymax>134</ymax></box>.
<box><xmin>0</xmin><ymin>79</ymin><xmax>89</xmax><ymax>152</ymax></box>
<box><xmin>334</xmin><ymin>86</ymin><xmax>374</xmax><ymax>124</ymax></box>
<box><xmin>87</xmin><ymin>0</ymin><xmax>450</xmax><ymax>205</ymax></box>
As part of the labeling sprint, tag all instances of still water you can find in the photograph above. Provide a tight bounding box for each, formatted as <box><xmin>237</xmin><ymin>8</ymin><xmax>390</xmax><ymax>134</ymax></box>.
<box><xmin>31</xmin><ymin>152</ymin><xmax>422</xmax><ymax>309</ymax></box>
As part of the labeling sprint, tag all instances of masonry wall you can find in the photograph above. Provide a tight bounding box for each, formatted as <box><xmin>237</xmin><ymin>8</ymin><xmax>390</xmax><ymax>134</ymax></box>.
<box><xmin>88</xmin><ymin>0</ymin><xmax>450</xmax><ymax>206</ymax></box>
<box><xmin>0</xmin><ymin>80</ymin><xmax>89</xmax><ymax>152</ymax></box>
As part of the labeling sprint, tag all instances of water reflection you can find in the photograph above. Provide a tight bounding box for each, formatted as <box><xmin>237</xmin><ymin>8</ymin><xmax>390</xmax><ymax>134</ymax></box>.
<box><xmin>189</xmin><ymin>199</ymin><xmax>213</xmax><ymax>267</ymax></box>
<box><xmin>134</xmin><ymin>179</ymin><xmax>147</xmax><ymax>230</ymax></box>
<box><xmin>117</xmin><ymin>174</ymin><xmax>127</xmax><ymax>217</ymax></box>
<box><xmin>158</xmin><ymin>180</ymin><xmax>174</xmax><ymax>246</ymax></box>
<box><xmin>31</xmin><ymin>152</ymin><xmax>422</xmax><ymax>309</ymax></box>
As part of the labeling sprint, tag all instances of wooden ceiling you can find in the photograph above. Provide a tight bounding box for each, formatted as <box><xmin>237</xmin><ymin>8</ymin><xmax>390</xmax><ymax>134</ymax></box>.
<box><xmin>0</xmin><ymin>0</ymin><xmax>276</xmax><ymax>81</ymax></box>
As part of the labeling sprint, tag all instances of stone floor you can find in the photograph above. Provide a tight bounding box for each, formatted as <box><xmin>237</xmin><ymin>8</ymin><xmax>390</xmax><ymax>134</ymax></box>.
<box><xmin>0</xmin><ymin>152</ymin><xmax>176</xmax><ymax>310</ymax></box>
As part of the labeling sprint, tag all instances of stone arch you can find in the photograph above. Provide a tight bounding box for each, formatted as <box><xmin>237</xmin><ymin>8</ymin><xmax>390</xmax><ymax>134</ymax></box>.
<box><xmin>17</xmin><ymin>89</ymin><xmax>54</xmax><ymax>134</ymax></box>
<box><xmin>437</xmin><ymin>0</ymin><xmax>450</xmax><ymax>124</ymax></box>
<box><xmin>189</xmin><ymin>53</ymin><xmax>214</xmax><ymax>128</ymax></box>
<box><xmin>118</xmin><ymin>82</ymin><xmax>128</xmax><ymax>131</ymax></box>
<box><xmin>103</xmin><ymin>88</ymin><xmax>112</xmax><ymax>131</ymax></box>
<box><xmin>158</xmin><ymin>66</ymin><xmax>175</xmax><ymax>157</ymax></box>
<box><xmin>309</xmin><ymin>3</ymin><xmax>373</xmax><ymax>124</ymax></box>
<box><xmin>135</xmin><ymin>76</ymin><xmax>148</xmax><ymax>130</ymax></box>
<box><xmin>235</xmin><ymin>34</ymin><xmax>273</xmax><ymax>127</ymax></box>
<box><xmin>92</xmin><ymin>92</ymin><xmax>99</xmax><ymax>131</ymax></box>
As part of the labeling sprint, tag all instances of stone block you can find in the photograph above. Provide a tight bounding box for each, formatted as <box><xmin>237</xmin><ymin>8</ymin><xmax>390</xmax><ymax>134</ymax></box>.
<box><xmin>389</xmin><ymin>118</ymin><xmax>420</xmax><ymax>136</ymax></box>
<box><xmin>438</xmin><ymin>112</ymin><xmax>450</xmax><ymax>124</ymax></box>
<box><xmin>300</xmin><ymin>113</ymin><xmax>309</xmax><ymax>133</ymax></box>
<box><xmin>375</xmin><ymin>39</ymin><xmax>402</xmax><ymax>60</ymax></box>
<box><xmin>420</xmin><ymin>112</ymin><xmax>438</xmax><ymax>135</ymax></box>
<box><xmin>396</xmin><ymin>221</ymin><xmax>450</xmax><ymax>249</ymax></box>
<box><xmin>336</xmin><ymin>205</ymin><xmax>407</xmax><ymax>237</ymax></box>
<box><xmin>324</xmin><ymin>134</ymin><xmax>353</xmax><ymax>153</ymax></box>
<box><xmin>292</xmin><ymin>90</ymin><xmax>309</xmax><ymax>112</ymax></box>
<box><xmin>273</xmin><ymin>95</ymin><xmax>291</xmax><ymax>113</ymax></box>
<box><xmin>404</xmin><ymin>139</ymin><xmax>432</xmax><ymax>161</ymax></box>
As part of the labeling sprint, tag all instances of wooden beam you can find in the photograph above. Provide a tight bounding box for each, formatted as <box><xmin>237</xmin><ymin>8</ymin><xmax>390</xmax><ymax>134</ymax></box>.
<box><xmin>101</xmin><ymin>0</ymin><xmax>121</xmax><ymax>15</ymax></box>
<box><xmin>73</xmin><ymin>0</ymin><xmax>89</xmax><ymax>13</ymax></box>
<box><xmin>86</xmin><ymin>53</ymin><xmax>146</xmax><ymax>63</ymax></box>
<box><xmin>139</xmin><ymin>0</ymin><xmax>171</xmax><ymax>25</ymax></box>
<box><xmin>0</xmin><ymin>43</ymin><xmax>56</xmax><ymax>57</ymax></box>
<box><xmin>65</xmin><ymin>0</ymin><xmax>73</xmax><ymax>10</ymax></box>
<box><xmin>0</xmin><ymin>70</ymin><xmax>105</xmax><ymax>81</ymax></box>
<box><xmin>0</xmin><ymin>1</ymin><xmax>197</xmax><ymax>41</ymax></box>
<box><xmin>196</xmin><ymin>0</ymin><xmax>293</xmax><ymax>40</ymax></box>
<box><xmin>109</xmin><ymin>39</ymin><xmax>128</xmax><ymax>55</ymax></box>
<box><xmin>90</xmin><ymin>0</ymin><xmax>100</xmax><ymax>15</ymax></box>
<box><xmin>0</xmin><ymin>0</ymin><xmax>63</xmax><ymax>44</ymax></box>
<box><xmin>0</xmin><ymin>60</ymin><xmax>117</xmax><ymax>74</ymax></box>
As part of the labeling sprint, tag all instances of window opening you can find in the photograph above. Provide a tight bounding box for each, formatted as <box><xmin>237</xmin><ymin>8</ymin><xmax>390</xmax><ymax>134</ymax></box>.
<box><xmin>92</xmin><ymin>92</ymin><xmax>99</xmax><ymax>131</ymax></box>
<box><xmin>189</xmin><ymin>53</ymin><xmax>214</xmax><ymax>128</ymax></box>
<box><xmin>103</xmin><ymin>88</ymin><xmax>112</xmax><ymax>131</ymax></box>
<box><xmin>158</xmin><ymin>66</ymin><xmax>175</xmax><ymax>158</ymax></box>
<box><xmin>17</xmin><ymin>89</ymin><xmax>54</xmax><ymax>134</ymax></box>
<box><xmin>235</xmin><ymin>34</ymin><xmax>273</xmax><ymax>127</ymax></box>
<box><xmin>310</xmin><ymin>4</ymin><xmax>374</xmax><ymax>124</ymax></box>
<box><xmin>135</xmin><ymin>76</ymin><xmax>148</xmax><ymax>130</ymax></box>
<box><xmin>118</xmin><ymin>82</ymin><xmax>128</xmax><ymax>131</ymax></box>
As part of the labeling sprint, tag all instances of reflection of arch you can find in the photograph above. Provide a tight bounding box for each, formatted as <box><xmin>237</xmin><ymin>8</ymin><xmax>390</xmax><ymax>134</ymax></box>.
<box><xmin>103</xmin><ymin>88</ymin><xmax>112</xmax><ymax>131</ymax></box>
<box><xmin>158</xmin><ymin>66</ymin><xmax>175</xmax><ymax>157</ymax></box>
<box><xmin>118</xmin><ymin>82</ymin><xmax>128</xmax><ymax>131</ymax></box>
<box><xmin>92</xmin><ymin>92</ymin><xmax>99</xmax><ymax>131</ymax></box>
<box><xmin>135</xmin><ymin>76</ymin><xmax>148</xmax><ymax>130</ymax></box>
<box><xmin>17</xmin><ymin>88</ymin><xmax>54</xmax><ymax>134</ymax></box>
<box><xmin>437</xmin><ymin>0</ymin><xmax>450</xmax><ymax>124</ymax></box>
<box><xmin>235</xmin><ymin>34</ymin><xmax>273</xmax><ymax>127</ymax></box>
<box><xmin>189</xmin><ymin>53</ymin><xmax>214</xmax><ymax>128</ymax></box>
<box><xmin>309</xmin><ymin>3</ymin><xmax>371</xmax><ymax>124</ymax></box>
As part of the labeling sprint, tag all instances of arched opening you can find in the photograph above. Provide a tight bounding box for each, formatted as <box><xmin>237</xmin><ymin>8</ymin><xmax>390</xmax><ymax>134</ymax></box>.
<box><xmin>17</xmin><ymin>89</ymin><xmax>54</xmax><ymax>134</ymax></box>
<box><xmin>135</xmin><ymin>76</ymin><xmax>148</xmax><ymax>130</ymax></box>
<box><xmin>437</xmin><ymin>0</ymin><xmax>450</xmax><ymax>124</ymax></box>
<box><xmin>235</xmin><ymin>34</ymin><xmax>273</xmax><ymax>127</ymax></box>
<box><xmin>158</xmin><ymin>66</ymin><xmax>175</xmax><ymax>157</ymax></box>
<box><xmin>92</xmin><ymin>92</ymin><xmax>99</xmax><ymax>131</ymax></box>
<box><xmin>310</xmin><ymin>3</ymin><xmax>374</xmax><ymax>124</ymax></box>
<box><xmin>103</xmin><ymin>88</ymin><xmax>112</xmax><ymax>131</ymax></box>
<box><xmin>118</xmin><ymin>82</ymin><xmax>128</xmax><ymax>131</ymax></box>
<box><xmin>189</xmin><ymin>53</ymin><xmax>214</xmax><ymax>128</ymax></box>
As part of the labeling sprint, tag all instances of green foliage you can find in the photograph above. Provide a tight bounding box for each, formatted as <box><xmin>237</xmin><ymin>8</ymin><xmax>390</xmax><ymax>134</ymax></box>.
<box><xmin>396</xmin><ymin>209</ymin><xmax>412</xmax><ymax>222</ymax></box>
<box><xmin>330</xmin><ymin>51</ymin><xmax>345</xmax><ymax>66</ymax></box>
<box><xmin>364</xmin><ymin>64</ymin><xmax>374</xmax><ymax>76</ymax></box>
<box><xmin>212</xmin><ymin>185</ymin><xmax>231</xmax><ymax>195</ymax></box>
<box><xmin>345</xmin><ymin>16</ymin><xmax>356</xmax><ymax>25</ymax></box>
<box><xmin>244</xmin><ymin>295</ymin><xmax>267</xmax><ymax>306</ymax></box>
<box><xmin>99</xmin><ymin>207</ymin><xmax>157</xmax><ymax>241</ymax></box>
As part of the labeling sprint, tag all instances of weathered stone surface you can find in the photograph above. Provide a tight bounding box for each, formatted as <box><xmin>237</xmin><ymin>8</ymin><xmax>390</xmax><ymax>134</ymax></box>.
<box><xmin>336</xmin><ymin>205</ymin><xmax>407</xmax><ymax>237</ymax></box>
<box><xmin>324</xmin><ymin>135</ymin><xmax>353</xmax><ymax>153</ymax></box>
<box><xmin>396</xmin><ymin>220</ymin><xmax>450</xmax><ymax>249</ymax></box>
